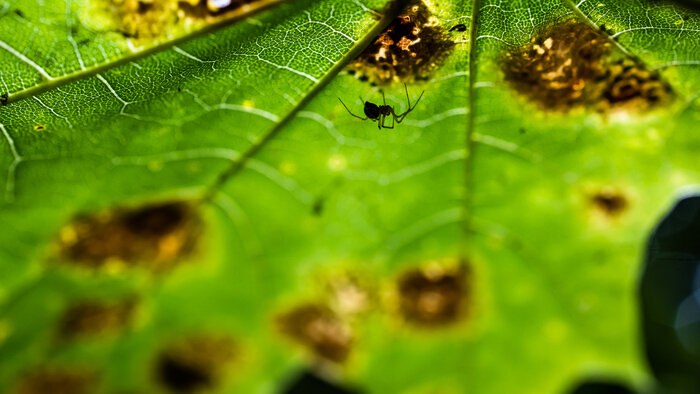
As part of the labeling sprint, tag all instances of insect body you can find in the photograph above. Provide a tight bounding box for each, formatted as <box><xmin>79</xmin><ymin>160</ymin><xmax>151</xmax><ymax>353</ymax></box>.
<box><xmin>339</xmin><ymin>84</ymin><xmax>424</xmax><ymax>130</ymax></box>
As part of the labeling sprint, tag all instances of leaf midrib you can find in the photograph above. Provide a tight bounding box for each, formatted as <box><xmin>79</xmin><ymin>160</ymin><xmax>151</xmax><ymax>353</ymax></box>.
<box><xmin>201</xmin><ymin>0</ymin><xmax>414</xmax><ymax>201</ymax></box>
<box><xmin>462</xmin><ymin>0</ymin><xmax>481</xmax><ymax>259</ymax></box>
<box><xmin>561</xmin><ymin>0</ymin><xmax>636</xmax><ymax>60</ymax></box>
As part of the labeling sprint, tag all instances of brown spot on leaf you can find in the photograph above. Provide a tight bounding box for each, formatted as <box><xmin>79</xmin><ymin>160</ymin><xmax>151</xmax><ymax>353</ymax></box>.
<box><xmin>33</xmin><ymin>125</ymin><xmax>45</xmax><ymax>131</ymax></box>
<box><xmin>276</xmin><ymin>303</ymin><xmax>352</xmax><ymax>363</ymax></box>
<box><xmin>599</xmin><ymin>59</ymin><xmax>673</xmax><ymax>111</ymax></box>
<box><xmin>589</xmin><ymin>188</ymin><xmax>629</xmax><ymax>217</ymax></box>
<box><xmin>348</xmin><ymin>1</ymin><xmax>455</xmax><ymax>85</ymax></box>
<box><xmin>503</xmin><ymin>20</ymin><xmax>611</xmax><ymax>111</ymax></box>
<box><xmin>58</xmin><ymin>297</ymin><xmax>137</xmax><ymax>339</ymax></box>
<box><xmin>156</xmin><ymin>335</ymin><xmax>236</xmax><ymax>393</ymax></box>
<box><xmin>503</xmin><ymin>19</ymin><xmax>672</xmax><ymax>112</ymax></box>
<box><xmin>397</xmin><ymin>263</ymin><xmax>469</xmax><ymax>327</ymax></box>
<box><xmin>14</xmin><ymin>367</ymin><xmax>97</xmax><ymax>394</ymax></box>
<box><xmin>56</xmin><ymin>200</ymin><xmax>201</xmax><ymax>272</ymax></box>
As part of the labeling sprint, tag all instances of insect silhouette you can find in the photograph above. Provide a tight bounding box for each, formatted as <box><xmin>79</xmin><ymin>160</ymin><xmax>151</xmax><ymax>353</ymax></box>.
<box><xmin>338</xmin><ymin>84</ymin><xmax>424</xmax><ymax>130</ymax></box>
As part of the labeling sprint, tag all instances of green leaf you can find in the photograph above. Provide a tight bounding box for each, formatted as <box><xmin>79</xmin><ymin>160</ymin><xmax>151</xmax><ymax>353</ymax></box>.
<box><xmin>1</xmin><ymin>0</ymin><xmax>699</xmax><ymax>393</ymax></box>
<box><xmin>0</xmin><ymin>0</ymin><xmax>282</xmax><ymax>102</ymax></box>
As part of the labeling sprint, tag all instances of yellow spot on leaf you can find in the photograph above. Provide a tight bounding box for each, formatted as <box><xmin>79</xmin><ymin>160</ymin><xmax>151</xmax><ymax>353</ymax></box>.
<box><xmin>280</xmin><ymin>161</ymin><xmax>296</xmax><ymax>175</ymax></box>
<box><xmin>328</xmin><ymin>154</ymin><xmax>347</xmax><ymax>171</ymax></box>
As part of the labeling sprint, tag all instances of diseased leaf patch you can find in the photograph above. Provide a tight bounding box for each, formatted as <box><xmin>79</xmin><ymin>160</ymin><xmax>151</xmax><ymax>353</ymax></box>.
<box><xmin>57</xmin><ymin>297</ymin><xmax>138</xmax><ymax>340</ymax></box>
<box><xmin>156</xmin><ymin>334</ymin><xmax>236</xmax><ymax>393</ymax></box>
<box><xmin>325</xmin><ymin>273</ymin><xmax>374</xmax><ymax>317</ymax></box>
<box><xmin>179</xmin><ymin>0</ymin><xmax>260</xmax><ymax>18</ymax></box>
<box><xmin>55</xmin><ymin>201</ymin><xmax>201</xmax><ymax>272</ymax></box>
<box><xmin>600</xmin><ymin>59</ymin><xmax>672</xmax><ymax>110</ymax></box>
<box><xmin>503</xmin><ymin>19</ymin><xmax>673</xmax><ymax>113</ymax></box>
<box><xmin>347</xmin><ymin>0</ymin><xmax>455</xmax><ymax>86</ymax></box>
<box><xmin>589</xmin><ymin>187</ymin><xmax>629</xmax><ymax>218</ymax></box>
<box><xmin>95</xmin><ymin>0</ymin><xmax>270</xmax><ymax>39</ymax></box>
<box><xmin>13</xmin><ymin>367</ymin><xmax>97</xmax><ymax>394</ymax></box>
<box><xmin>396</xmin><ymin>261</ymin><xmax>469</xmax><ymax>327</ymax></box>
<box><xmin>276</xmin><ymin>303</ymin><xmax>353</xmax><ymax>364</ymax></box>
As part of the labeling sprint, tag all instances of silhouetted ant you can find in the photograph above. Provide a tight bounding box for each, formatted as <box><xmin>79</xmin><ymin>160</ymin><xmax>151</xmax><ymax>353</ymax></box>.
<box><xmin>338</xmin><ymin>84</ymin><xmax>424</xmax><ymax>130</ymax></box>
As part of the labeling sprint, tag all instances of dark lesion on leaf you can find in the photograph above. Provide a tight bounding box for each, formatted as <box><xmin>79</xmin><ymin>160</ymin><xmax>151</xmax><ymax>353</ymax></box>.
<box><xmin>155</xmin><ymin>334</ymin><xmax>236</xmax><ymax>393</ymax></box>
<box><xmin>55</xmin><ymin>200</ymin><xmax>201</xmax><ymax>272</ymax></box>
<box><xmin>57</xmin><ymin>296</ymin><xmax>138</xmax><ymax>340</ymax></box>
<box><xmin>13</xmin><ymin>367</ymin><xmax>98</xmax><ymax>394</ymax></box>
<box><xmin>589</xmin><ymin>187</ymin><xmax>629</xmax><ymax>217</ymax></box>
<box><xmin>347</xmin><ymin>0</ymin><xmax>456</xmax><ymax>86</ymax></box>
<box><xmin>449</xmin><ymin>23</ymin><xmax>467</xmax><ymax>32</ymax></box>
<box><xmin>276</xmin><ymin>303</ymin><xmax>353</xmax><ymax>364</ymax></box>
<box><xmin>502</xmin><ymin>19</ymin><xmax>673</xmax><ymax>113</ymax></box>
<box><xmin>396</xmin><ymin>261</ymin><xmax>470</xmax><ymax>327</ymax></box>
<box><xmin>600</xmin><ymin>59</ymin><xmax>673</xmax><ymax>110</ymax></box>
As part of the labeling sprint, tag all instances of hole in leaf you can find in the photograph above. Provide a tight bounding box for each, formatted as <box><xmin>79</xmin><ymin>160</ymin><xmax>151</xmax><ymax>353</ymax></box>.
<box><xmin>397</xmin><ymin>261</ymin><xmax>469</xmax><ymax>327</ymax></box>
<box><xmin>58</xmin><ymin>296</ymin><xmax>138</xmax><ymax>340</ymax></box>
<box><xmin>13</xmin><ymin>367</ymin><xmax>97</xmax><ymax>394</ymax></box>
<box><xmin>276</xmin><ymin>303</ymin><xmax>353</xmax><ymax>364</ymax></box>
<box><xmin>55</xmin><ymin>200</ymin><xmax>201</xmax><ymax>272</ymax></box>
<box><xmin>502</xmin><ymin>19</ymin><xmax>672</xmax><ymax>113</ymax></box>
<box><xmin>348</xmin><ymin>0</ymin><xmax>455</xmax><ymax>85</ymax></box>
<box><xmin>155</xmin><ymin>334</ymin><xmax>236</xmax><ymax>393</ymax></box>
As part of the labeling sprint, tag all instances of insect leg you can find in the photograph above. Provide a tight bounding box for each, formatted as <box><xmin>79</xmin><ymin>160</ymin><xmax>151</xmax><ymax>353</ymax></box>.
<box><xmin>404</xmin><ymin>83</ymin><xmax>412</xmax><ymax>109</ymax></box>
<box><xmin>338</xmin><ymin>98</ymin><xmax>367</xmax><ymax>120</ymax></box>
<box><xmin>410</xmin><ymin>90</ymin><xmax>425</xmax><ymax>111</ymax></box>
<box><xmin>386</xmin><ymin>113</ymin><xmax>395</xmax><ymax>129</ymax></box>
<box><xmin>396</xmin><ymin>90</ymin><xmax>425</xmax><ymax>123</ymax></box>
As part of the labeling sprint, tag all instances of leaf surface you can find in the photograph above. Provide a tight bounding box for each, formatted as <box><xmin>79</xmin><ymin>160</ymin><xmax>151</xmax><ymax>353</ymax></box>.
<box><xmin>1</xmin><ymin>0</ymin><xmax>699</xmax><ymax>393</ymax></box>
